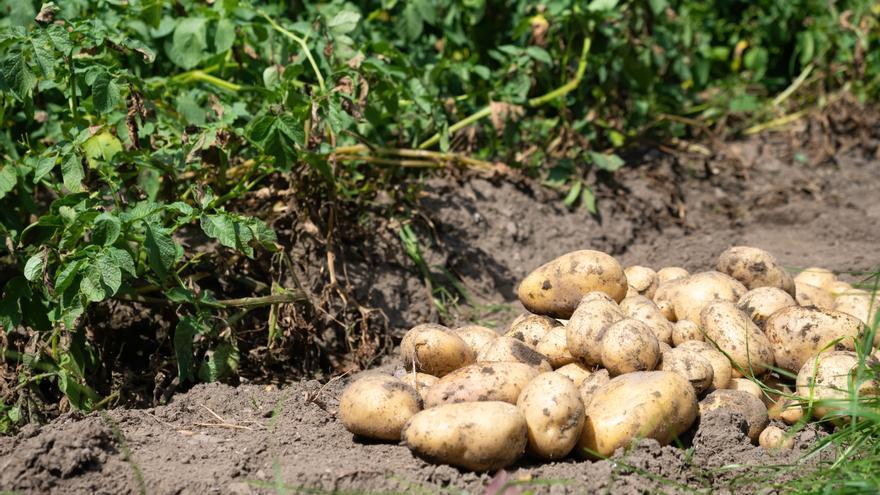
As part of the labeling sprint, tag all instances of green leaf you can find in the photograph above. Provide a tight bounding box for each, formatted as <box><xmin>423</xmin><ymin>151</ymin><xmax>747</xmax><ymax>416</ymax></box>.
<box><xmin>402</xmin><ymin>3</ymin><xmax>423</xmax><ymax>40</ymax></box>
<box><xmin>92</xmin><ymin>70</ymin><xmax>122</xmax><ymax>114</ymax></box>
<box><xmin>45</xmin><ymin>24</ymin><xmax>73</xmax><ymax>55</ymax></box>
<box><xmin>582</xmin><ymin>186</ymin><xmax>597</xmax><ymax>214</ymax></box>
<box><xmin>168</xmin><ymin>17</ymin><xmax>209</xmax><ymax>69</ymax></box>
<box><xmin>24</xmin><ymin>255</ymin><xmax>43</xmax><ymax>282</ymax></box>
<box><xmin>328</xmin><ymin>9</ymin><xmax>361</xmax><ymax>36</ymax></box>
<box><xmin>79</xmin><ymin>267</ymin><xmax>106</xmax><ymax>302</ymax></box>
<box><xmin>200</xmin><ymin>212</ymin><xmax>254</xmax><ymax>257</ymax></box>
<box><xmin>29</xmin><ymin>35</ymin><xmax>55</xmax><ymax>78</ymax></box>
<box><xmin>198</xmin><ymin>341</ymin><xmax>239</xmax><ymax>382</ymax></box>
<box><xmin>525</xmin><ymin>46</ymin><xmax>552</xmax><ymax>65</ymax></box>
<box><xmin>144</xmin><ymin>222</ymin><xmax>178</xmax><ymax>278</ymax></box>
<box><xmin>0</xmin><ymin>165</ymin><xmax>16</xmax><ymax>199</ymax></box>
<box><xmin>589</xmin><ymin>152</ymin><xmax>625</xmax><ymax>172</ymax></box>
<box><xmin>244</xmin><ymin>113</ymin><xmax>304</xmax><ymax>170</ymax></box>
<box><xmin>32</xmin><ymin>155</ymin><xmax>56</xmax><ymax>183</ymax></box>
<box><xmin>174</xmin><ymin>316</ymin><xmax>206</xmax><ymax>383</ymax></box>
<box><xmin>82</xmin><ymin>132</ymin><xmax>123</xmax><ymax>167</ymax></box>
<box><xmin>97</xmin><ymin>253</ymin><xmax>122</xmax><ymax>296</ymax></box>
<box><xmin>214</xmin><ymin>18</ymin><xmax>235</xmax><ymax>53</ymax></box>
<box><xmin>107</xmin><ymin>247</ymin><xmax>136</xmax><ymax>276</ymax></box>
<box><xmin>54</xmin><ymin>260</ymin><xmax>83</xmax><ymax>294</ymax></box>
<box><xmin>92</xmin><ymin>213</ymin><xmax>121</xmax><ymax>246</ymax></box>
<box><xmin>564</xmin><ymin>180</ymin><xmax>582</xmax><ymax>208</ymax></box>
<box><xmin>60</xmin><ymin>154</ymin><xmax>84</xmax><ymax>192</ymax></box>
<box><xmin>587</xmin><ymin>0</ymin><xmax>619</xmax><ymax>11</ymax></box>
<box><xmin>0</xmin><ymin>50</ymin><xmax>36</xmax><ymax>100</ymax></box>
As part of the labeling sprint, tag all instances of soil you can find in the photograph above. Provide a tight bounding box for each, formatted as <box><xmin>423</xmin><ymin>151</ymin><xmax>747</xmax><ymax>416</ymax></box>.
<box><xmin>2</xmin><ymin>106</ymin><xmax>879</xmax><ymax>494</ymax></box>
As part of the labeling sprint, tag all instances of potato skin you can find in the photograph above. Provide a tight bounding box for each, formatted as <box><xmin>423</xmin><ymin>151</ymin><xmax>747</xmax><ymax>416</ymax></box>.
<box><xmin>401</xmin><ymin>323</ymin><xmax>475</xmax><ymax>377</ymax></box>
<box><xmin>578</xmin><ymin>368</ymin><xmax>610</xmax><ymax>407</ymax></box>
<box><xmin>517</xmin><ymin>250</ymin><xmax>628</xmax><ymax>319</ymax></box>
<box><xmin>505</xmin><ymin>314</ymin><xmax>560</xmax><ymax>348</ymax></box>
<box><xmin>737</xmin><ymin>287</ymin><xmax>796</xmax><ymax>328</ymax></box>
<box><xmin>402</xmin><ymin>401</ymin><xmax>527</xmax><ymax>471</ymax></box>
<box><xmin>795</xmin><ymin>281</ymin><xmax>835</xmax><ymax>310</ymax></box>
<box><xmin>625</xmin><ymin>265</ymin><xmax>659</xmax><ymax>299</ymax></box>
<box><xmin>728</xmin><ymin>378</ymin><xmax>763</xmax><ymax>400</ymax></box>
<box><xmin>478</xmin><ymin>336</ymin><xmax>553</xmax><ymax>371</ymax></box>
<box><xmin>665</xmin><ymin>272</ymin><xmax>748</xmax><ymax>323</ymax></box>
<box><xmin>398</xmin><ymin>371</ymin><xmax>439</xmax><ymax>402</ymax></box>
<box><xmin>536</xmin><ymin>325</ymin><xmax>577</xmax><ymax>368</ymax></box>
<box><xmin>834</xmin><ymin>289</ymin><xmax>879</xmax><ymax>327</ymax></box>
<box><xmin>764</xmin><ymin>306</ymin><xmax>863</xmax><ymax>373</ymax></box>
<box><xmin>578</xmin><ymin>371</ymin><xmax>698</xmax><ymax>458</ymax></box>
<box><xmin>699</xmin><ymin>389</ymin><xmax>768</xmax><ymax>442</ymax></box>
<box><xmin>794</xmin><ymin>267</ymin><xmax>836</xmax><ymax>291</ymax></box>
<box><xmin>716</xmin><ymin>246</ymin><xmax>795</xmax><ymax>296</ymax></box>
<box><xmin>600</xmin><ymin>318</ymin><xmax>660</xmax><ymax>376</ymax></box>
<box><xmin>700</xmin><ymin>302</ymin><xmax>775</xmax><ymax>377</ymax></box>
<box><xmin>555</xmin><ymin>362</ymin><xmax>593</xmax><ymax>387</ymax></box>
<box><xmin>795</xmin><ymin>350</ymin><xmax>863</xmax><ymax>420</ymax></box>
<box><xmin>620</xmin><ymin>295</ymin><xmax>673</xmax><ymax>344</ymax></box>
<box><xmin>657</xmin><ymin>267</ymin><xmax>690</xmax><ymax>285</ymax></box>
<box><xmin>453</xmin><ymin>325</ymin><xmax>499</xmax><ymax>356</ymax></box>
<box><xmin>658</xmin><ymin>347</ymin><xmax>714</xmax><ymax>395</ymax></box>
<box><xmin>759</xmin><ymin>425</ymin><xmax>794</xmax><ymax>451</ymax></box>
<box><xmin>517</xmin><ymin>372</ymin><xmax>585</xmax><ymax>460</ymax></box>
<box><xmin>566</xmin><ymin>292</ymin><xmax>625</xmax><ymax>366</ymax></box>
<box><xmin>424</xmin><ymin>362</ymin><xmax>539</xmax><ymax>407</ymax></box>
<box><xmin>339</xmin><ymin>374</ymin><xmax>422</xmax><ymax>441</ymax></box>
<box><xmin>672</xmin><ymin>320</ymin><xmax>704</xmax><ymax>346</ymax></box>
<box><xmin>676</xmin><ymin>341</ymin><xmax>733</xmax><ymax>391</ymax></box>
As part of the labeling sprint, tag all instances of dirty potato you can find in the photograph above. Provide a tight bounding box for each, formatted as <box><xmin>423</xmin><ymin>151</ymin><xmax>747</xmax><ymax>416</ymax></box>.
<box><xmin>578</xmin><ymin>371</ymin><xmax>698</xmax><ymax>458</ymax></box>
<box><xmin>833</xmin><ymin>289</ymin><xmax>879</xmax><ymax>327</ymax></box>
<box><xmin>555</xmin><ymin>362</ymin><xmax>593</xmax><ymax>387</ymax></box>
<box><xmin>676</xmin><ymin>340</ymin><xmax>733</xmax><ymax>391</ymax></box>
<box><xmin>657</xmin><ymin>267</ymin><xmax>690</xmax><ymax>285</ymax></box>
<box><xmin>765</xmin><ymin>306</ymin><xmax>863</xmax><ymax>372</ymax></box>
<box><xmin>737</xmin><ymin>287</ymin><xmax>797</xmax><ymax>328</ymax></box>
<box><xmin>453</xmin><ymin>325</ymin><xmax>499</xmax><ymax>356</ymax></box>
<box><xmin>664</xmin><ymin>271</ymin><xmax>748</xmax><ymax>323</ymax></box>
<box><xmin>401</xmin><ymin>323</ymin><xmax>475</xmax><ymax>377</ymax></box>
<box><xmin>699</xmin><ymin>389</ymin><xmax>769</xmax><ymax>442</ymax></box>
<box><xmin>578</xmin><ymin>368</ymin><xmax>610</xmax><ymax>407</ymax></box>
<box><xmin>517</xmin><ymin>250</ymin><xmax>628</xmax><ymax>319</ymax></box>
<box><xmin>795</xmin><ymin>281</ymin><xmax>836</xmax><ymax>310</ymax></box>
<box><xmin>339</xmin><ymin>374</ymin><xmax>422</xmax><ymax>441</ymax></box>
<box><xmin>536</xmin><ymin>325</ymin><xmax>577</xmax><ymax>368</ymax></box>
<box><xmin>600</xmin><ymin>318</ymin><xmax>661</xmax><ymax>376</ymax></box>
<box><xmin>478</xmin><ymin>336</ymin><xmax>553</xmax><ymax>371</ymax></box>
<box><xmin>625</xmin><ymin>265</ymin><xmax>659</xmax><ymax>299</ymax></box>
<box><xmin>566</xmin><ymin>292</ymin><xmax>625</xmax><ymax>366</ymax></box>
<box><xmin>658</xmin><ymin>347</ymin><xmax>714</xmax><ymax>395</ymax></box>
<box><xmin>795</xmin><ymin>350</ymin><xmax>870</xmax><ymax>420</ymax></box>
<box><xmin>700</xmin><ymin>302</ymin><xmax>775</xmax><ymax>377</ymax></box>
<box><xmin>794</xmin><ymin>267</ymin><xmax>837</xmax><ymax>291</ymax></box>
<box><xmin>759</xmin><ymin>425</ymin><xmax>794</xmax><ymax>451</ymax></box>
<box><xmin>424</xmin><ymin>362</ymin><xmax>540</xmax><ymax>407</ymax></box>
<box><xmin>402</xmin><ymin>401</ymin><xmax>527</xmax><ymax>471</ymax></box>
<box><xmin>672</xmin><ymin>320</ymin><xmax>704</xmax><ymax>346</ymax></box>
<box><xmin>716</xmin><ymin>246</ymin><xmax>795</xmax><ymax>296</ymax></box>
<box><xmin>761</xmin><ymin>377</ymin><xmax>804</xmax><ymax>425</ymax></box>
<box><xmin>620</xmin><ymin>295</ymin><xmax>673</xmax><ymax>344</ymax></box>
<box><xmin>728</xmin><ymin>378</ymin><xmax>763</xmax><ymax>400</ymax></box>
<box><xmin>504</xmin><ymin>314</ymin><xmax>560</xmax><ymax>348</ymax></box>
<box><xmin>517</xmin><ymin>372</ymin><xmax>585</xmax><ymax>460</ymax></box>
<box><xmin>397</xmin><ymin>371</ymin><xmax>439</xmax><ymax>402</ymax></box>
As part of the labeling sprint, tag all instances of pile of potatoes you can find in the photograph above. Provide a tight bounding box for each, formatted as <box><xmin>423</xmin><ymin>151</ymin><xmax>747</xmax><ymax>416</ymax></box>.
<box><xmin>339</xmin><ymin>248</ymin><xmax>879</xmax><ymax>471</ymax></box>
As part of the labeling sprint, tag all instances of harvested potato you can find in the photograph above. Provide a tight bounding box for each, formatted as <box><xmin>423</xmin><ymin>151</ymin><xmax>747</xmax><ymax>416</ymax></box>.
<box><xmin>625</xmin><ymin>265</ymin><xmax>659</xmax><ymax>299</ymax></box>
<box><xmin>600</xmin><ymin>318</ymin><xmax>661</xmax><ymax>376</ymax></box>
<box><xmin>620</xmin><ymin>295</ymin><xmax>673</xmax><ymax>344</ymax></box>
<box><xmin>536</xmin><ymin>325</ymin><xmax>576</xmax><ymax>368</ymax></box>
<box><xmin>517</xmin><ymin>372</ymin><xmax>585</xmax><ymax>459</ymax></box>
<box><xmin>339</xmin><ymin>374</ymin><xmax>422</xmax><ymax>441</ymax></box>
<box><xmin>653</xmin><ymin>282</ymin><xmax>680</xmax><ymax>321</ymax></box>
<box><xmin>566</xmin><ymin>292</ymin><xmax>625</xmax><ymax>366</ymax></box>
<box><xmin>578</xmin><ymin>371</ymin><xmax>698</xmax><ymax>458</ymax></box>
<box><xmin>759</xmin><ymin>425</ymin><xmax>794</xmax><ymax>451</ymax></box>
<box><xmin>517</xmin><ymin>250</ymin><xmax>628</xmax><ymax>319</ymax></box>
<box><xmin>398</xmin><ymin>371</ymin><xmax>439</xmax><ymax>402</ymax></box>
<box><xmin>737</xmin><ymin>287</ymin><xmax>797</xmax><ymax>328</ymax></box>
<box><xmin>676</xmin><ymin>341</ymin><xmax>733</xmax><ymax>391</ymax></box>
<box><xmin>578</xmin><ymin>368</ymin><xmax>610</xmax><ymax>407</ymax></box>
<box><xmin>666</xmin><ymin>272</ymin><xmax>748</xmax><ymax>323</ymax></box>
<box><xmin>555</xmin><ymin>362</ymin><xmax>593</xmax><ymax>387</ymax></box>
<box><xmin>478</xmin><ymin>336</ymin><xmax>553</xmax><ymax>372</ymax></box>
<box><xmin>453</xmin><ymin>325</ymin><xmax>499</xmax><ymax>356</ymax></box>
<box><xmin>764</xmin><ymin>306</ymin><xmax>863</xmax><ymax>372</ymax></box>
<box><xmin>761</xmin><ymin>377</ymin><xmax>804</xmax><ymax>425</ymax></box>
<box><xmin>728</xmin><ymin>378</ymin><xmax>763</xmax><ymax>400</ymax></box>
<box><xmin>700</xmin><ymin>302</ymin><xmax>775</xmax><ymax>377</ymax></box>
<box><xmin>504</xmin><ymin>314</ymin><xmax>560</xmax><ymax>348</ymax></box>
<box><xmin>657</xmin><ymin>267</ymin><xmax>690</xmax><ymax>285</ymax></box>
<box><xmin>658</xmin><ymin>347</ymin><xmax>714</xmax><ymax>395</ymax></box>
<box><xmin>672</xmin><ymin>320</ymin><xmax>704</xmax><ymax>346</ymax></box>
<box><xmin>795</xmin><ymin>281</ymin><xmax>835</xmax><ymax>310</ymax></box>
<box><xmin>796</xmin><ymin>350</ymin><xmax>866</xmax><ymax>420</ymax></box>
<box><xmin>833</xmin><ymin>289</ymin><xmax>879</xmax><ymax>327</ymax></box>
<box><xmin>401</xmin><ymin>323</ymin><xmax>475</xmax><ymax>377</ymax></box>
<box><xmin>659</xmin><ymin>341</ymin><xmax>672</xmax><ymax>354</ymax></box>
<box><xmin>794</xmin><ymin>267</ymin><xmax>836</xmax><ymax>291</ymax></box>
<box><xmin>716</xmin><ymin>246</ymin><xmax>795</xmax><ymax>296</ymax></box>
<box><xmin>699</xmin><ymin>389</ymin><xmax>769</xmax><ymax>442</ymax></box>
<box><xmin>402</xmin><ymin>401</ymin><xmax>527</xmax><ymax>471</ymax></box>
<box><xmin>827</xmin><ymin>280</ymin><xmax>854</xmax><ymax>297</ymax></box>
<box><xmin>424</xmin><ymin>362</ymin><xmax>539</xmax><ymax>407</ymax></box>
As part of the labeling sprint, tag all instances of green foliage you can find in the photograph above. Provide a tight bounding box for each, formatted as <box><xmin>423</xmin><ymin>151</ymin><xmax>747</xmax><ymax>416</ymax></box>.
<box><xmin>0</xmin><ymin>0</ymin><xmax>878</xmax><ymax>425</ymax></box>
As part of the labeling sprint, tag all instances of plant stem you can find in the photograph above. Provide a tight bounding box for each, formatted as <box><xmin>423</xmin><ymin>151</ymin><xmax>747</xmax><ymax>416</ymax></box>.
<box><xmin>331</xmin><ymin>145</ymin><xmax>496</xmax><ymax>171</ymax></box>
<box><xmin>258</xmin><ymin>10</ymin><xmax>326</xmax><ymax>92</ymax></box>
<box><xmin>217</xmin><ymin>291</ymin><xmax>309</xmax><ymax>309</ymax></box>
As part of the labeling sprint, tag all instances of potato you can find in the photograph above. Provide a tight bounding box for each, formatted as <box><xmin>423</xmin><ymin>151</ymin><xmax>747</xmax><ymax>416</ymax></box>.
<box><xmin>794</xmin><ymin>267</ymin><xmax>836</xmax><ymax>291</ymax></box>
<box><xmin>827</xmin><ymin>280</ymin><xmax>854</xmax><ymax>297</ymax></box>
<box><xmin>658</xmin><ymin>271</ymin><xmax>747</xmax><ymax>323</ymax></box>
<box><xmin>402</xmin><ymin>401</ymin><xmax>527</xmax><ymax>471</ymax></box>
<box><xmin>578</xmin><ymin>368</ymin><xmax>610</xmax><ymax>406</ymax></box>
<box><xmin>833</xmin><ymin>289</ymin><xmax>879</xmax><ymax>327</ymax></box>
<box><xmin>657</xmin><ymin>267</ymin><xmax>690</xmax><ymax>285</ymax></box>
<box><xmin>517</xmin><ymin>250</ymin><xmax>628</xmax><ymax>319</ymax></box>
<box><xmin>728</xmin><ymin>378</ymin><xmax>763</xmax><ymax>400</ymax></box>
<box><xmin>401</xmin><ymin>323</ymin><xmax>475</xmax><ymax>377</ymax></box>
<box><xmin>600</xmin><ymin>319</ymin><xmax>661</xmax><ymax>376</ymax></box>
<box><xmin>652</xmin><ymin>282</ymin><xmax>679</xmax><ymax>321</ymax></box>
<box><xmin>424</xmin><ymin>362</ymin><xmax>539</xmax><ymax>407</ymax></box>
<box><xmin>397</xmin><ymin>371</ymin><xmax>439</xmax><ymax>402</ymax></box>
<box><xmin>760</xmin><ymin>377</ymin><xmax>804</xmax><ymax>425</ymax></box>
<box><xmin>764</xmin><ymin>306</ymin><xmax>864</xmax><ymax>373</ymax></box>
<box><xmin>566</xmin><ymin>292</ymin><xmax>625</xmax><ymax>366</ymax></box>
<box><xmin>700</xmin><ymin>302</ymin><xmax>775</xmax><ymax>377</ymax></box>
<box><xmin>676</xmin><ymin>341</ymin><xmax>733</xmax><ymax>390</ymax></box>
<box><xmin>658</xmin><ymin>341</ymin><xmax>672</xmax><ymax>354</ymax></box>
<box><xmin>795</xmin><ymin>350</ymin><xmax>864</xmax><ymax>420</ymax></box>
<box><xmin>578</xmin><ymin>371</ymin><xmax>698</xmax><ymax>458</ymax></box>
<box><xmin>536</xmin><ymin>325</ymin><xmax>576</xmax><ymax>368</ymax></box>
<box><xmin>339</xmin><ymin>374</ymin><xmax>422</xmax><ymax>441</ymax></box>
<box><xmin>625</xmin><ymin>265</ymin><xmax>659</xmax><ymax>299</ymax></box>
<box><xmin>555</xmin><ymin>362</ymin><xmax>593</xmax><ymax>387</ymax></box>
<box><xmin>737</xmin><ymin>287</ymin><xmax>797</xmax><ymax>328</ymax></box>
<box><xmin>620</xmin><ymin>295</ymin><xmax>673</xmax><ymax>344</ymax></box>
<box><xmin>795</xmin><ymin>281</ymin><xmax>835</xmax><ymax>310</ymax></box>
<box><xmin>699</xmin><ymin>389</ymin><xmax>769</xmax><ymax>442</ymax></box>
<box><xmin>517</xmin><ymin>372</ymin><xmax>585</xmax><ymax>459</ymax></box>
<box><xmin>658</xmin><ymin>347</ymin><xmax>714</xmax><ymax>395</ymax></box>
<box><xmin>453</xmin><ymin>325</ymin><xmax>499</xmax><ymax>356</ymax></box>
<box><xmin>672</xmin><ymin>320</ymin><xmax>704</xmax><ymax>346</ymax></box>
<box><xmin>505</xmin><ymin>314</ymin><xmax>560</xmax><ymax>348</ymax></box>
<box><xmin>716</xmin><ymin>246</ymin><xmax>795</xmax><ymax>296</ymax></box>
<box><xmin>759</xmin><ymin>425</ymin><xmax>794</xmax><ymax>451</ymax></box>
<box><xmin>478</xmin><ymin>336</ymin><xmax>553</xmax><ymax>372</ymax></box>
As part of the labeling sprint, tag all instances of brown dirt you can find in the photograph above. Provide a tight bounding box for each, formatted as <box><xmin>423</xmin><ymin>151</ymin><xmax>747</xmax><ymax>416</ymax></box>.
<box><xmin>2</xmin><ymin>110</ymin><xmax>879</xmax><ymax>493</ymax></box>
